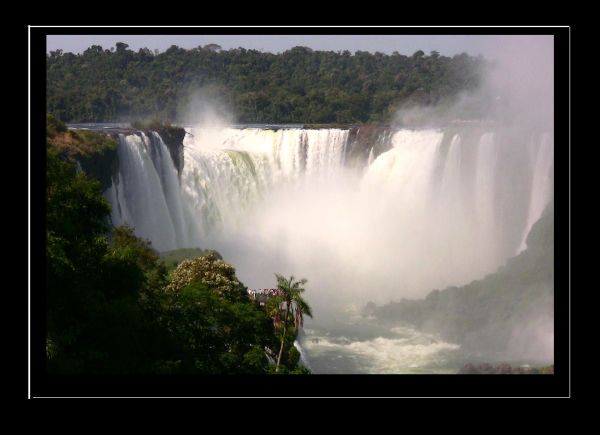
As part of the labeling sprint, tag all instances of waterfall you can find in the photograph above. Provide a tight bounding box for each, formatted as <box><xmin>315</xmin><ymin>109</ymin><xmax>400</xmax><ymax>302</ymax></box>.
<box><xmin>518</xmin><ymin>133</ymin><xmax>554</xmax><ymax>252</ymax></box>
<box><xmin>105</xmin><ymin>132</ymin><xmax>186</xmax><ymax>251</ymax></box>
<box><xmin>294</xmin><ymin>339</ymin><xmax>311</xmax><ymax>369</ymax></box>
<box><xmin>104</xmin><ymin>125</ymin><xmax>553</xmax><ymax>306</ymax></box>
<box><xmin>177</xmin><ymin>127</ymin><xmax>349</xmax><ymax>238</ymax></box>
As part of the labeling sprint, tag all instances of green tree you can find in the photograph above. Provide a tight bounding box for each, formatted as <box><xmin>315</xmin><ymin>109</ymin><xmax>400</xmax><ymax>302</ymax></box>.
<box><xmin>165</xmin><ymin>252</ymin><xmax>248</xmax><ymax>301</ymax></box>
<box><xmin>204</xmin><ymin>43</ymin><xmax>222</xmax><ymax>52</ymax></box>
<box><xmin>268</xmin><ymin>274</ymin><xmax>313</xmax><ymax>373</ymax></box>
<box><xmin>47</xmin><ymin>115</ymin><xmax>172</xmax><ymax>373</ymax></box>
<box><xmin>160</xmin><ymin>254</ymin><xmax>273</xmax><ymax>373</ymax></box>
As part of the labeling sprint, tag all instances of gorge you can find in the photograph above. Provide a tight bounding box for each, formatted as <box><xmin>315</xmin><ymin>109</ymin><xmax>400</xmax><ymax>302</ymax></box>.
<box><xmin>93</xmin><ymin>122</ymin><xmax>554</xmax><ymax>373</ymax></box>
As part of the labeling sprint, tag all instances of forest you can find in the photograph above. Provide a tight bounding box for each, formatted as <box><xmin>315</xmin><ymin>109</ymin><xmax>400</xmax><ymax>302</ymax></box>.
<box><xmin>46</xmin><ymin>43</ymin><xmax>486</xmax><ymax>124</ymax></box>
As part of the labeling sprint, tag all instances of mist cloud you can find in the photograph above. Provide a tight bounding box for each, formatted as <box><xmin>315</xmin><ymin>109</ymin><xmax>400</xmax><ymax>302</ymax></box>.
<box><xmin>393</xmin><ymin>35</ymin><xmax>554</xmax><ymax>132</ymax></box>
<box><xmin>177</xmin><ymin>86</ymin><xmax>235</xmax><ymax>128</ymax></box>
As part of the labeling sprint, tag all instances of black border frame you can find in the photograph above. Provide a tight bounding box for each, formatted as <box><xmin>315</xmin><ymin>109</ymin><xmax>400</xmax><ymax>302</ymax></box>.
<box><xmin>29</xmin><ymin>26</ymin><xmax>571</xmax><ymax>398</ymax></box>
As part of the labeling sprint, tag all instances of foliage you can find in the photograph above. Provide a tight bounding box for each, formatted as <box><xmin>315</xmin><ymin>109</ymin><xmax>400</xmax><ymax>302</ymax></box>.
<box><xmin>105</xmin><ymin>224</ymin><xmax>169</xmax><ymax>306</ymax></box>
<box><xmin>46</xmin><ymin>113</ymin><xmax>67</xmax><ymax>137</ymax></box>
<box><xmin>45</xmin><ymin>162</ymin><xmax>275</xmax><ymax>374</ymax></box>
<box><xmin>45</xmin><ymin>111</ymin><xmax>313</xmax><ymax>374</ymax></box>
<box><xmin>46</xmin><ymin>130</ymin><xmax>285</xmax><ymax>374</ymax></box>
<box><xmin>47</xmin><ymin>44</ymin><xmax>486</xmax><ymax>123</ymax></box>
<box><xmin>46</xmin><ymin>113</ymin><xmax>119</xmax><ymax>189</ymax></box>
<box><xmin>46</xmin><ymin>145</ymin><xmax>111</xmax><ymax>279</ymax></box>
<box><xmin>47</xmin><ymin>123</ymin><xmax>117</xmax><ymax>160</ymax></box>
<box><xmin>158</xmin><ymin>281</ymin><xmax>272</xmax><ymax>374</ymax></box>
<box><xmin>47</xmin><ymin>144</ymin><xmax>151</xmax><ymax>373</ymax></box>
<box><xmin>165</xmin><ymin>252</ymin><xmax>248</xmax><ymax>302</ymax></box>
<box><xmin>159</xmin><ymin>248</ymin><xmax>222</xmax><ymax>271</ymax></box>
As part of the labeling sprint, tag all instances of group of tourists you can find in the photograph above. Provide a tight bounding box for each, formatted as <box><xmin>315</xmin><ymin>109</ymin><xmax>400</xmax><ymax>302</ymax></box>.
<box><xmin>247</xmin><ymin>288</ymin><xmax>284</xmax><ymax>300</ymax></box>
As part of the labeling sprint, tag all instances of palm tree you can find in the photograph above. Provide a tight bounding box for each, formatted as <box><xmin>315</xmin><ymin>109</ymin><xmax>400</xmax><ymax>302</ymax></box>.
<box><xmin>271</xmin><ymin>274</ymin><xmax>312</xmax><ymax>373</ymax></box>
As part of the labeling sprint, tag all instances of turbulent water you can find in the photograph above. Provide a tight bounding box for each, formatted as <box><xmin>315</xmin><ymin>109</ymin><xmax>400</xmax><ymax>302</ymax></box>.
<box><xmin>105</xmin><ymin>125</ymin><xmax>554</xmax><ymax>373</ymax></box>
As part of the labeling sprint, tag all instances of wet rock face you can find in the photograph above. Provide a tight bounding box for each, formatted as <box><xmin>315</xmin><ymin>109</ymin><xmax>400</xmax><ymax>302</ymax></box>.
<box><xmin>154</xmin><ymin>127</ymin><xmax>186</xmax><ymax>176</ymax></box>
<box><xmin>345</xmin><ymin>125</ymin><xmax>394</xmax><ymax>167</ymax></box>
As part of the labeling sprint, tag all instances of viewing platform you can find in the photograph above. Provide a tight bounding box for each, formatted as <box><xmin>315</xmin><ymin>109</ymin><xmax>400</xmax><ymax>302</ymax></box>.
<box><xmin>248</xmin><ymin>288</ymin><xmax>283</xmax><ymax>306</ymax></box>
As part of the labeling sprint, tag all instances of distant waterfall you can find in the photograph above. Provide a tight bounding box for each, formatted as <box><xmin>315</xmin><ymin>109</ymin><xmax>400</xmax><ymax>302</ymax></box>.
<box><xmin>518</xmin><ymin>133</ymin><xmax>554</xmax><ymax>252</ymax></box>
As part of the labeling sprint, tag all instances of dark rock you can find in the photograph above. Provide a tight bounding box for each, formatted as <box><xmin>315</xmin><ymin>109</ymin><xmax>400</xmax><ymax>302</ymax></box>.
<box><xmin>155</xmin><ymin>126</ymin><xmax>186</xmax><ymax>176</ymax></box>
<box><xmin>346</xmin><ymin>124</ymin><xmax>394</xmax><ymax>167</ymax></box>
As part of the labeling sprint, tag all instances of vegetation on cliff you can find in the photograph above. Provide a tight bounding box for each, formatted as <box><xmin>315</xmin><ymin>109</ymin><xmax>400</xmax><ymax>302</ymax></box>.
<box><xmin>46</xmin><ymin>113</ymin><xmax>118</xmax><ymax>190</ymax></box>
<box><xmin>47</xmin><ymin>43</ymin><xmax>486</xmax><ymax>124</ymax></box>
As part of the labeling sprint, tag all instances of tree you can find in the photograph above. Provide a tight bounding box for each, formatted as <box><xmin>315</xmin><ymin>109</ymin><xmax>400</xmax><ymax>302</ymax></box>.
<box><xmin>165</xmin><ymin>252</ymin><xmax>248</xmax><ymax>302</ymax></box>
<box><xmin>159</xmin><ymin>253</ymin><xmax>273</xmax><ymax>373</ymax></box>
<box><xmin>161</xmin><ymin>280</ymin><xmax>271</xmax><ymax>374</ymax></box>
<box><xmin>115</xmin><ymin>42</ymin><xmax>130</xmax><ymax>53</ymax></box>
<box><xmin>269</xmin><ymin>274</ymin><xmax>313</xmax><ymax>373</ymax></box>
<box><xmin>204</xmin><ymin>43</ymin><xmax>222</xmax><ymax>52</ymax></box>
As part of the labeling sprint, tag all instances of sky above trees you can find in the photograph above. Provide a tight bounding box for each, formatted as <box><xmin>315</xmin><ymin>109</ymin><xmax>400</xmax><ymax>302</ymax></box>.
<box><xmin>46</xmin><ymin>34</ymin><xmax>553</xmax><ymax>58</ymax></box>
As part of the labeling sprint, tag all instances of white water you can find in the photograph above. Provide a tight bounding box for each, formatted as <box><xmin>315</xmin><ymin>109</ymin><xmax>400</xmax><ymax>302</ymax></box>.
<box><xmin>367</xmin><ymin>147</ymin><xmax>375</xmax><ymax>166</ymax></box>
<box><xmin>518</xmin><ymin>133</ymin><xmax>554</xmax><ymax>252</ymax></box>
<box><xmin>293</xmin><ymin>340</ymin><xmax>311</xmax><ymax>369</ymax></box>
<box><xmin>106</xmin><ymin>132</ymin><xmax>189</xmax><ymax>251</ymax></box>
<box><xmin>107</xmin><ymin>126</ymin><xmax>553</xmax><ymax>300</ymax></box>
<box><xmin>178</xmin><ymin>128</ymin><xmax>348</xmax><ymax>244</ymax></box>
<box><xmin>300</xmin><ymin>324</ymin><xmax>460</xmax><ymax>374</ymax></box>
<box><xmin>104</xmin><ymin>125</ymin><xmax>553</xmax><ymax>372</ymax></box>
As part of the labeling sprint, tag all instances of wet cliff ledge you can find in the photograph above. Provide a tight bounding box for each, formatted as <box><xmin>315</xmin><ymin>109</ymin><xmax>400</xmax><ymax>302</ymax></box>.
<box><xmin>345</xmin><ymin>124</ymin><xmax>395</xmax><ymax>166</ymax></box>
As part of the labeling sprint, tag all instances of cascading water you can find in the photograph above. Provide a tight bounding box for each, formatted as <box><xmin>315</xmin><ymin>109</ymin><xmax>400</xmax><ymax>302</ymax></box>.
<box><xmin>104</xmin><ymin>125</ymin><xmax>553</xmax><ymax>373</ymax></box>
<box><xmin>518</xmin><ymin>132</ymin><xmax>554</xmax><ymax>252</ymax></box>
<box><xmin>367</xmin><ymin>147</ymin><xmax>375</xmax><ymax>166</ymax></box>
<box><xmin>105</xmin><ymin>132</ymin><xmax>189</xmax><ymax>251</ymax></box>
